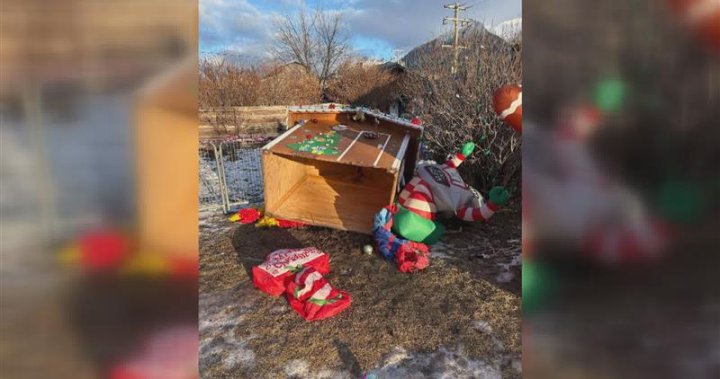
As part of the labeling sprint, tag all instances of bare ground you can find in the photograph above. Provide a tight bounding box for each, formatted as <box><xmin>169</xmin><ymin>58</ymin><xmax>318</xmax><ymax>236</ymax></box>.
<box><xmin>199</xmin><ymin>207</ymin><xmax>521</xmax><ymax>378</ymax></box>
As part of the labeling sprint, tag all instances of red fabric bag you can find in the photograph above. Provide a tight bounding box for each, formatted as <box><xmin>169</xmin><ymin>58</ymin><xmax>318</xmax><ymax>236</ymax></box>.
<box><xmin>252</xmin><ymin>248</ymin><xmax>330</xmax><ymax>296</ymax></box>
<box><xmin>285</xmin><ymin>267</ymin><xmax>351</xmax><ymax>321</ymax></box>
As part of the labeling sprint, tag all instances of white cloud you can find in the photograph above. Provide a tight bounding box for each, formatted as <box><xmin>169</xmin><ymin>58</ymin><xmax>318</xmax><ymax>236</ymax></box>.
<box><xmin>199</xmin><ymin>0</ymin><xmax>521</xmax><ymax>58</ymax></box>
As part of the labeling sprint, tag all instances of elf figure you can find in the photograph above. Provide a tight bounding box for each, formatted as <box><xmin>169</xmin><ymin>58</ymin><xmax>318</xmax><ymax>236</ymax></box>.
<box><xmin>392</xmin><ymin>142</ymin><xmax>510</xmax><ymax>244</ymax></box>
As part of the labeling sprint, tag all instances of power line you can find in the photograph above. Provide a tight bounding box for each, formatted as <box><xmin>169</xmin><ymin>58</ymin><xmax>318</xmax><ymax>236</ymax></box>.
<box><xmin>442</xmin><ymin>1</ymin><xmax>473</xmax><ymax>74</ymax></box>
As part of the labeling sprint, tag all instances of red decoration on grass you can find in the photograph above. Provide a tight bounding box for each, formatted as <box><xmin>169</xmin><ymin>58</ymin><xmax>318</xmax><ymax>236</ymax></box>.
<box><xmin>167</xmin><ymin>255</ymin><xmax>199</xmax><ymax>280</ymax></box>
<box><xmin>238</xmin><ymin>208</ymin><xmax>261</xmax><ymax>224</ymax></box>
<box><xmin>411</xmin><ymin>117</ymin><xmax>422</xmax><ymax>125</ymax></box>
<box><xmin>396</xmin><ymin>242</ymin><xmax>430</xmax><ymax>273</ymax></box>
<box><xmin>79</xmin><ymin>230</ymin><xmax>130</xmax><ymax>271</ymax></box>
<box><xmin>277</xmin><ymin>219</ymin><xmax>306</xmax><ymax>228</ymax></box>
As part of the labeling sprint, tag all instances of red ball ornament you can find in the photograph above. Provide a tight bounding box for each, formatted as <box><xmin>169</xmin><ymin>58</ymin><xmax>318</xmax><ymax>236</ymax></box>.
<box><xmin>492</xmin><ymin>85</ymin><xmax>522</xmax><ymax>133</ymax></box>
<box><xmin>411</xmin><ymin>117</ymin><xmax>422</xmax><ymax>125</ymax></box>
<box><xmin>669</xmin><ymin>0</ymin><xmax>720</xmax><ymax>51</ymax></box>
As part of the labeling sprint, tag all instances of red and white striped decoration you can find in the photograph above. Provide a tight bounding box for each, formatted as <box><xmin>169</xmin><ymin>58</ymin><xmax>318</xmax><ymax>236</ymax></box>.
<box><xmin>492</xmin><ymin>85</ymin><xmax>523</xmax><ymax>133</ymax></box>
<box><xmin>669</xmin><ymin>0</ymin><xmax>720</xmax><ymax>51</ymax></box>
<box><xmin>398</xmin><ymin>176</ymin><xmax>436</xmax><ymax>220</ymax></box>
<box><xmin>582</xmin><ymin>218</ymin><xmax>671</xmax><ymax>264</ymax></box>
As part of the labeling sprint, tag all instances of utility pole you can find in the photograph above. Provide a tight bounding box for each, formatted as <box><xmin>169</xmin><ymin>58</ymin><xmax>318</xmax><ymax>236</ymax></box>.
<box><xmin>442</xmin><ymin>1</ymin><xmax>473</xmax><ymax>74</ymax></box>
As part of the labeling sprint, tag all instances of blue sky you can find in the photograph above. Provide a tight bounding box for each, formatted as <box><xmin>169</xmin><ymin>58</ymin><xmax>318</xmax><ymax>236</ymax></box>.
<box><xmin>200</xmin><ymin>0</ymin><xmax>521</xmax><ymax>61</ymax></box>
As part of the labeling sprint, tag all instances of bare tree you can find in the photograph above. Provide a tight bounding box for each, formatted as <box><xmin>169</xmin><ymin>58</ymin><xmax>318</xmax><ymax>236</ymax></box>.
<box><xmin>315</xmin><ymin>11</ymin><xmax>348</xmax><ymax>89</ymax></box>
<box><xmin>272</xmin><ymin>7</ymin><xmax>348</xmax><ymax>90</ymax></box>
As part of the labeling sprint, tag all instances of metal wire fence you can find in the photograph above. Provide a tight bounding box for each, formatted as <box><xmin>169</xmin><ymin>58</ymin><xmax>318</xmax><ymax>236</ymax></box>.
<box><xmin>199</xmin><ymin>135</ymin><xmax>273</xmax><ymax>213</ymax></box>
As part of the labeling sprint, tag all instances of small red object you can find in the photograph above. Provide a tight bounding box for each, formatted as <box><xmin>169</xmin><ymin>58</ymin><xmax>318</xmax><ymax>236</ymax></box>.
<box><xmin>668</xmin><ymin>0</ymin><xmax>720</xmax><ymax>52</ymax></box>
<box><xmin>277</xmin><ymin>219</ymin><xmax>306</xmax><ymax>228</ymax></box>
<box><xmin>411</xmin><ymin>117</ymin><xmax>422</xmax><ymax>125</ymax></box>
<box><xmin>167</xmin><ymin>256</ymin><xmax>199</xmax><ymax>280</ymax></box>
<box><xmin>79</xmin><ymin>230</ymin><xmax>130</xmax><ymax>271</ymax></box>
<box><xmin>238</xmin><ymin>208</ymin><xmax>261</xmax><ymax>224</ymax></box>
<box><xmin>396</xmin><ymin>242</ymin><xmax>430</xmax><ymax>273</ymax></box>
<box><xmin>311</xmin><ymin>118</ymin><xmax>319</xmax><ymax>123</ymax></box>
<box><xmin>306</xmin><ymin>134</ymin><xmax>313</xmax><ymax>140</ymax></box>
<box><xmin>329</xmin><ymin>103</ymin><xmax>336</xmax><ymax>109</ymax></box>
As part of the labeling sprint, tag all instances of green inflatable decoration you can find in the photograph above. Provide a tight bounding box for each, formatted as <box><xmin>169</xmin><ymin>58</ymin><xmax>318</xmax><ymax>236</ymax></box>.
<box><xmin>594</xmin><ymin>78</ymin><xmax>626</xmax><ymax>113</ymax></box>
<box><xmin>391</xmin><ymin>205</ymin><xmax>445</xmax><ymax>244</ymax></box>
<box><xmin>522</xmin><ymin>260</ymin><xmax>556</xmax><ymax>314</ymax></box>
<box><xmin>656</xmin><ymin>179</ymin><xmax>705</xmax><ymax>225</ymax></box>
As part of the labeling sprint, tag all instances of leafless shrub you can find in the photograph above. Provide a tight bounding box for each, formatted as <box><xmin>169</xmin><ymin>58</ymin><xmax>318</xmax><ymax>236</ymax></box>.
<box><xmin>257</xmin><ymin>62</ymin><xmax>322</xmax><ymax>105</ymax></box>
<box><xmin>326</xmin><ymin>58</ymin><xmax>397</xmax><ymax>106</ymax></box>
<box><xmin>199</xmin><ymin>59</ymin><xmax>322</xmax><ymax>107</ymax></box>
<box><xmin>198</xmin><ymin>58</ymin><xmax>261</xmax><ymax>108</ymax></box>
<box><xmin>401</xmin><ymin>28</ymin><xmax>522</xmax><ymax>191</ymax></box>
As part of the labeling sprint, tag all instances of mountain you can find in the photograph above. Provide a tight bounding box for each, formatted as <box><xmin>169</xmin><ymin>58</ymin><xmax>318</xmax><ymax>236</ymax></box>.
<box><xmin>399</xmin><ymin>21</ymin><xmax>512</xmax><ymax>69</ymax></box>
<box><xmin>491</xmin><ymin>18</ymin><xmax>522</xmax><ymax>42</ymax></box>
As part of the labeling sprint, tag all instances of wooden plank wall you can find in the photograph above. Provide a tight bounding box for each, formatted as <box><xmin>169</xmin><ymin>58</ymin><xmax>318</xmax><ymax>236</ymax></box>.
<box><xmin>199</xmin><ymin>106</ymin><xmax>287</xmax><ymax>138</ymax></box>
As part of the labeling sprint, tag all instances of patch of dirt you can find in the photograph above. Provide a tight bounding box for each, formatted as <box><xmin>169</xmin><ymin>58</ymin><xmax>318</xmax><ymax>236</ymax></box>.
<box><xmin>199</xmin><ymin>209</ymin><xmax>521</xmax><ymax>378</ymax></box>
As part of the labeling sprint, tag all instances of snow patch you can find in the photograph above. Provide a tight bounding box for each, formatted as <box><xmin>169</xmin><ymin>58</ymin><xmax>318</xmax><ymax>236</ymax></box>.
<box><xmin>366</xmin><ymin>346</ymin><xmax>502</xmax><ymax>379</ymax></box>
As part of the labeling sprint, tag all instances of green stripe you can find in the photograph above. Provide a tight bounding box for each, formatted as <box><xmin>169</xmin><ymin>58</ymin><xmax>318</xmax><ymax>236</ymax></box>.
<box><xmin>308</xmin><ymin>293</ymin><xmax>343</xmax><ymax>306</ymax></box>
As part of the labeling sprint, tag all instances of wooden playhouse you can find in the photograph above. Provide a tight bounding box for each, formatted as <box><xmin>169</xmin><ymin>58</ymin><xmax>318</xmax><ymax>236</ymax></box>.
<box><xmin>262</xmin><ymin>105</ymin><xmax>423</xmax><ymax>233</ymax></box>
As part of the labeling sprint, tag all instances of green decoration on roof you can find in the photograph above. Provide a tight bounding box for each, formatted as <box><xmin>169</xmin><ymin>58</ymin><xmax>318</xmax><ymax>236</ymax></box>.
<box><xmin>287</xmin><ymin>130</ymin><xmax>341</xmax><ymax>156</ymax></box>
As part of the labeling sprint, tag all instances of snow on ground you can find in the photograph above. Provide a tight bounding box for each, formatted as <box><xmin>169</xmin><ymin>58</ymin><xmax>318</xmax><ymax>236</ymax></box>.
<box><xmin>199</xmin><ymin>147</ymin><xmax>264</xmax><ymax>209</ymax></box>
<box><xmin>222</xmin><ymin>148</ymin><xmax>264</xmax><ymax>204</ymax></box>
<box><xmin>366</xmin><ymin>346</ymin><xmax>504</xmax><ymax>379</ymax></box>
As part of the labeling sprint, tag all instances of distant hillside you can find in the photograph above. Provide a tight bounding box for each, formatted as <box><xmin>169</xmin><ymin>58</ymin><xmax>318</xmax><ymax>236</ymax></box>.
<box><xmin>400</xmin><ymin>21</ymin><xmax>513</xmax><ymax>69</ymax></box>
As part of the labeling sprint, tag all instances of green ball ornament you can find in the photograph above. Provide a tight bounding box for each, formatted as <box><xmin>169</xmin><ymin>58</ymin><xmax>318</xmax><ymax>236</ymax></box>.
<box><xmin>594</xmin><ymin>78</ymin><xmax>626</xmax><ymax>113</ymax></box>
<box><xmin>462</xmin><ymin>141</ymin><xmax>475</xmax><ymax>157</ymax></box>
<box><xmin>489</xmin><ymin>186</ymin><xmax>510</xmax><ymax>206</ymax></box>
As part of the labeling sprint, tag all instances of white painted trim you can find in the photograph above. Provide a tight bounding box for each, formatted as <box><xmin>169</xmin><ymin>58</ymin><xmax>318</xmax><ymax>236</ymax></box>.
<box><xmin>373</xmin><ymin>134</ymin><xmax>392</xmax><ymax>167</ymax></box>
<box><xmin>286</xmin><ymin>105</ymin><xmax>424</xmax><ymax>132</ymax></box>
<box><xmin>337</xmin><ymin>130</ymin><xmax>364</xmax><ymax>162</ymax></box>
<box><xmin>392</xmin><ymin>133</ymin><xmax>411</xmax><ymax>170</ymax></box>
<box><xmin>262</xmin><ymin>121</ymin><xmax>305</xmax><ymax>151</ymax></box>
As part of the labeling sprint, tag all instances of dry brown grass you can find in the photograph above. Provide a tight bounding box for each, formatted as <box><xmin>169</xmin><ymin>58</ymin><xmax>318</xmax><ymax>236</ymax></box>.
<box><xmin>199</xmin><ymin>209</ymin><xmax>521</xmax><ymax>378</ymax></box>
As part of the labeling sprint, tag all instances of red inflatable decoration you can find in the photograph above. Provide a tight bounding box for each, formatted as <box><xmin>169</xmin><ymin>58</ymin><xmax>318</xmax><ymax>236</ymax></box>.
<box><xmin>252</xmin><ymin>248</ymin><xmax>330</xmax><ymax>296</ymax></box>
<box><xmin>285</xmin><ymin>267</ymin><xmax>351</xmax><ymax>321</ymax></box>
<box><xmin>492</xmin><ymin>85</ymin><xmax>522</xmax><ymax>133</ymax></box>
<box><xmin>669</xmin><ymin>0</ymin><xmax>720</xmax><ymax>51</ymax></box>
